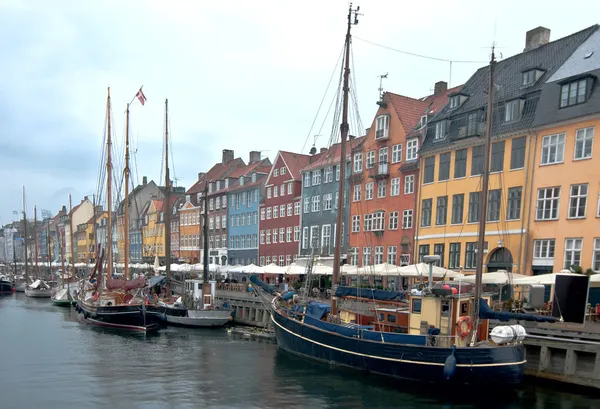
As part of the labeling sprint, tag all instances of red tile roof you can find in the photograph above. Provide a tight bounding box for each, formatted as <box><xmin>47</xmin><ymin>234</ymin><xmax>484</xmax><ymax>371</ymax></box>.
<box><xmin>301</xmin><ymin>136</ymin><xmax>366</xmax><ymax>172</ymax></box>
<box><xmin>277</xmin><ymin>150</ymin><xmax>324</xmax><ymax>181</ymax></box>
<box><xmin>186</xmin><ymin>158</ymin><xmax>246</xmax><ymax>195</ymax></box>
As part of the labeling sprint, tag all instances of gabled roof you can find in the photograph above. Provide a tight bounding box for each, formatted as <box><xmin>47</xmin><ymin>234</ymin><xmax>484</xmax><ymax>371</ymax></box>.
<box><xmin>186</xmin><ymin>158</ymin><xmax>245</xmax><ymax>196</ymax></box>
<box><xmin>301</xmin><ymin>136</ymin><xmax>366</xmax><ymax>172</ymax></box>
<box><xmin>420</xmin><ymin>25</ymin><xmax>597</xmax><ymax>153</ymax></box>
<box><xmin>268</xmin><ymin>150</ymin><xmax>322</xmax><ymax>183</ymax></box>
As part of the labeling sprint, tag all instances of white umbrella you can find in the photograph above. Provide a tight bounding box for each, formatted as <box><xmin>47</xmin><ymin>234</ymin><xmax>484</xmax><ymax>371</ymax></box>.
<box><xmin>263</xmin><ymin>263</ymin><xmax>286</xmax><ymax>274</ymax></box>
<box><xmin>512</xmin><ymin>272</ymin><xmax>584</xmax><ymax>286</ymax></box>
<box><xmin>396</xmin><ymin>263</ymin><xmax>462</xmax><ymax>279</ymax></box>
<box><xmin>460</xmin><ymin>271</ymin><xmax>528</xmax><ymax>284</ymax></box>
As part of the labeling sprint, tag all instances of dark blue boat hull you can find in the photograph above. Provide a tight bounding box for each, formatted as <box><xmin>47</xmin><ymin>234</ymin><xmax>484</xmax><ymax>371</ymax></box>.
<box><xmin>76</xmin><ymin>300</ymin><xmax>161</xmax><ymax>328</ymax></box>
<box><xmin>272</xmin><ymin>308</ymin><xmax>525</xmax><ymax>386</ymax></box>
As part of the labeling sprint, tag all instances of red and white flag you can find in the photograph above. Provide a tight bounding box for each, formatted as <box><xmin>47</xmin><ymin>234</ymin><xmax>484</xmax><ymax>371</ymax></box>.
<box><xmin>136</xmin><ymin>88</ymin><xmax>147</xmax><ymax>106</ymax></box>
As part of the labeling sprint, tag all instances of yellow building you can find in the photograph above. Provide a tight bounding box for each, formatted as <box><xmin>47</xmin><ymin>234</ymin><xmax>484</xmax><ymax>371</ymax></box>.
<box><xmin>414</xmin><ymin>26</ymin><xmax>595</xmax><ymax>275</ymax></box>
<box><xmin>142</xmin><ymin>199</ymin><xmax>165</xmax><ymax>263</ymax></box>
<box><xmin>525</xmin><ymin>29</ymin><xmax>600</xmax><ymax>274</ymax></box>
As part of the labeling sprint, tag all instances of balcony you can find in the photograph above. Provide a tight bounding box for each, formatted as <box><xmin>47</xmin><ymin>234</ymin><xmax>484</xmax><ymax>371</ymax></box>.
<box><xmin>368</xmin><ymin>162</ymin><xmax>390</xmax><ymax>179</ymax></box>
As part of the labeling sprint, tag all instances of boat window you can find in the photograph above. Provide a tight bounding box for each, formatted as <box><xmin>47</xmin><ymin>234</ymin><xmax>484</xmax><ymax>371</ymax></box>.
<box><xmin>387</xmin><ymin>314</ymin><xmax>396</xmax><ymax>323</ymax></box>
<box><xmin>378</xmin><ymin>313</ymin><xmax>385</xmax><ymax>322</ymax></box>
<box><xmin>412</xmin><ymin>298</ymin><xmax>422</xmax><ymax>314</ymax></box>
<box><xmin>460</xmin><ymin>302</ymin><xmax>469</xmax><ymax>315</ymax></box>
<box><xmin>441</xmin><ymin>301</ymin><xmax>450</xmax><ymax>317</ymax></box>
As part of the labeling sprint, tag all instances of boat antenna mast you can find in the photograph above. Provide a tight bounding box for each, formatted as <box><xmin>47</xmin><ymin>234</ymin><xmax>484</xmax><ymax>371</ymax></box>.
<box><xmin>332</xmin><ymin>3</ymin><xmax>361</xmax><ymax>322</ymax></box>
<box><xmin>471</xmin><ymin>45</ymin><xmax>496</xmax><ymax>346</ymax></box>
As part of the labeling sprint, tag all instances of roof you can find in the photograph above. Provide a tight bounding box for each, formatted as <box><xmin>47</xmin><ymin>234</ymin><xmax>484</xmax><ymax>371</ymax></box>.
<box><xmin>186</xmin><ymin>157</ymin><xmax>245</xmax><ymax>195</ymax></box>
<box><xmin>276</xmin><ymin>150</ymin><xmax>322</xmax><ymax>181</ymax></box>
<box><xmin>301</xmin><ymin>136</ymin><xmax>366</xmax><ymax>173</ymax></box>
<box><xmin>226</xmin><ymin>159</ymin><xmax>272</xmax><ymax>192</ymax></box>
<box><xmin>420</xmin><ymin>25</ymin><xmax>597</xmax><ymax>153</ymax></box>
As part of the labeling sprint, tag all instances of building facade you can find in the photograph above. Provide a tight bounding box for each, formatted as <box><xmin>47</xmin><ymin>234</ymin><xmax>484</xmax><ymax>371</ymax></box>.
<box><xmin>298</xmin><ymin>139</ymin><xmax>364</xmax><ymax>265</ymax></box>
<box><xmin>526</xmin><ymin>26</ymin><xmax>600</xmax><ymax>274</ymax></box>
<box><xmin>415</xmin><ymin>26</ymin><xmax>594</xmax><ymax>275</ymax></box>
<box><xmin>65</xmin><ymin>197</ymin><xmax>94</xmax><ymax>263</ymax></box>
<box><xmin>259</xmin><ymin>151</ymin><xmax>310</xmax><ymax>266</ymax></box>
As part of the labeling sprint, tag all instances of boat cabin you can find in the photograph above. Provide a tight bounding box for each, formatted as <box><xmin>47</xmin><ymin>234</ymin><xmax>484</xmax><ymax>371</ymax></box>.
<box><xmin>185</xmin><ymin>279</ymin><xmax>217</xmax><ymax>308</ymax></box>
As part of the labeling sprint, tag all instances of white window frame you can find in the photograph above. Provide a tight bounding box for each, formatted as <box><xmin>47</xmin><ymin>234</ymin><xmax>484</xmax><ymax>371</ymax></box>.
<box><xmin>388</xmin><ymin>211</ymin><xmax>398</xmax><ymax>230</ymax></box>
<box><xmin>353</xmin><ymin>153</ymin><xmax>363</xmax><ymax>173</ymax></box>
<box><xmin>568</xmin><ymin>183</ymin><xmax>588</xmax><ymax>219</ymax></box>
<box><xmin>375</xmin><ymin>114</ymin><xmax>390</xmax><ymax>139</ymax></box>
<box><xmin>574</xmin><ymin>127</ymin><xmax>594</xmax><ymax>160</ymax></box>
<box><xmin>406</xmin><ymin>138</ymin><xmax>418</xmax><ymax>161</ymax></box>
<box><xmin>536</xmin><ymin>187</ymin><xmax>560</xmax><ymax>221</ymax></box>
<box><xmin>392</xmin><ymin>144</ymin><xmax>402</xmax><ymax>163</ymax></box>
<box><xmin>366</xmin><ymin>151</ymin><xmax>375</xmax><ymax>169</ymax></box>
<box><xmin>564</xmin><ymin>238</ymin><xmax>583</xmax><ymax>270</ymax></box>
<box><xmin>391</xmin><ymin>177</ymin><xmax>400</xmax><ymax>196</ymax></box>
<box><xmin>353</xmin><ymin>184</ymin><xmax>361</xmax><ymax>202</ymax></box>
<box><xmin>352</xmin><ymin>215</ymin><xmax>360</xmax><ymax>233</ymax></box>
<box><xmin>541</xmin><ymin>133</ymin><xmax>566</xmax><ymax>165</ymax></box>
<box><xmin>402</xmin><ymin>209</ymin><xmax>413</xmax><ymax>229</ymax></box>
<box><xmin>365</xmin><ymin>182</ymin><xmax>374</xmax><ymax>200</ymax></box>
<box><xmin>377</xmin><ymin>180</ymin><xmax>386</xmax><ymax>198</ymax></box>
<box><xmin>594</xmin><ymin>238</ymin><xmax>600</xmax><ymax>272</ymax></box>
<box><xmin>404</xmin><ymin>175</ymin><xmax>414</xmax><ymax>194</ymax></box>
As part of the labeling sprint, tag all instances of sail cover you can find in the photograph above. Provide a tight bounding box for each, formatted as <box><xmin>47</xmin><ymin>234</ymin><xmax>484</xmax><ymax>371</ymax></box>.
<box><xmin>249</xmin><ymin>274</ymin><xmax>278</xmax><ymax>295</ymax></box>
<box><xmin>335</xmin><ymin>286</ymin><xmax>405</xmax><ymax>301</ymax></box>
<box><xmin>106</xmin><ymin>277</ymin><xmax>146</xmax><ymax>291</ymax></box>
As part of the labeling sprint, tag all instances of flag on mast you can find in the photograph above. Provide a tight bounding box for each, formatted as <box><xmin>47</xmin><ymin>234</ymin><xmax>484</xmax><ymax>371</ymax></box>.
<box><xmin>136</xmin><ymin>87</ymin><xmax>147</xmax><ymax>106</ymax></box>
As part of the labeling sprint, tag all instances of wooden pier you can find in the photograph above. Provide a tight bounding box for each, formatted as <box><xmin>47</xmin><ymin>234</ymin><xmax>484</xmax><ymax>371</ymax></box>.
<box><xmin>215</xmin><ymin>284</ymin><xmax>273</xmax><ymax>328</ymax></box>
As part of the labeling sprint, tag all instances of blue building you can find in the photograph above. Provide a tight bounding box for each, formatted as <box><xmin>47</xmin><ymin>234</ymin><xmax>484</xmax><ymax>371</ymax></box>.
<box><xmin>227</xmin><ymin>169</ymin><xmax>270</xmax><ymax>266</ymax></box>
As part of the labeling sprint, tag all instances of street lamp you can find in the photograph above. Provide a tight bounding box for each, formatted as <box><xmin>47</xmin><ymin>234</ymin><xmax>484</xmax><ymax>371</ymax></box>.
<box><xmin>423</xmin><ymin>254</ymin><xmax>441</xmax><ymax>291</ymax></box>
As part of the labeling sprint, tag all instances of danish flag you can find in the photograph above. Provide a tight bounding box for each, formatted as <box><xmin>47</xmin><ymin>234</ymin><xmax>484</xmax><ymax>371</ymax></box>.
<box><xmin>136</xmin><ymin>88</ymin><xmax>147</xmax><ymax>106</ymax></box>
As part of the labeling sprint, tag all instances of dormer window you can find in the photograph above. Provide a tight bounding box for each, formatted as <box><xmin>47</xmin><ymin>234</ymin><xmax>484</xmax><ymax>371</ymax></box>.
<box><xmin>522</xmin><ymin>69</ymin><xmax>544</xmax><ymax>86</ymax></box>
<box><xmin>375</xmin><ymin>114</ymin><xmax>390</xmax><ymax>139</ymax></box>
<box><xmin>560</xmin><ymin>78</ymin><xmax>588</xmax><ymax>108</ymax></box>
<box><xmin>224</xmin><ymin>179</ymin><xmax>229</xmax><ymax>188</ymax></box>
<box><xmin>505</xmin><ymin>99</ymin><xmax>523</xmax><ymax>122</ymax></box>
<box><xmin>434</xmin><ymin>121</ymin><xmax>447</xmax><ymax>140</ymax></box>
<box><xmin>449</xmin><ymin>95</ymin><xmax>460</xmax><ymax>109</ymax></box>
<box><xmin>251</xmin><ymin>173</ymin><xmax>257</xmax><ymax>183</ymax></box>
<box><xmin>216</xmin><ymin>180</ymin><xmax>221</xmax><ymax>191</ymax></box>
<box><xmin>419</xmin><ymin>115</ymin><xmax>427</xmax><ymax>129</ymax></box>
<box><xmin>239</xmin><ymin>176</ymin><xmax>245</xmax><ymax>186</ymax></box>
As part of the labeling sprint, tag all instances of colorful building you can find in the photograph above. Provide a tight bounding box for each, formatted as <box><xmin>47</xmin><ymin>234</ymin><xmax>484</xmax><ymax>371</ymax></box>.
<box><xmin>348</xmin><ymin>84</ymin><xmax>456</xmax><ymax>269</ymax></box>
<box><xmin>298</xmin><ymin>138</ymin><xmax>364</xmax><ymax>265</ymax></box>
<box><xmin>526</xmin><ymin>26</ymin><xmax>600</xmax><ymax>274</ymax></box>
<box><xmin>259</xmin><ymin>150</ymin><xmax>313</xmax><ymax>266</ymax></box>
<box><xmin>415</xmin><ymin>26</ymin><xmax>593</xmax><ymax>275</ymax></box>
<box><xmin>65</xmin><ymin>196</ymin><xmax>94</xmax><ymax>263</ymax></box>
<box><xmin>227</xmin><ymin>161</ymin><xmax>271</xmax><ymax>266</ymax></box>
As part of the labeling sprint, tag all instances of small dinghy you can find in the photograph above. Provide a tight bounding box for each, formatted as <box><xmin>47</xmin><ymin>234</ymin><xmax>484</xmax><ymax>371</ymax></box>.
<box><xmin>25</xmin><ymin>279</ymin><xmax>52</xmax><ymax>298</ymax></box>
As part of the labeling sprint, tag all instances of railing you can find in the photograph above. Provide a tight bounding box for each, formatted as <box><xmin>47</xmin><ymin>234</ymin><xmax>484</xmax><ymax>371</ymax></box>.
<box><xmin>368</xmin><ymin>162</ymin><xmax>389</xmax><ymax>179</ymax></box>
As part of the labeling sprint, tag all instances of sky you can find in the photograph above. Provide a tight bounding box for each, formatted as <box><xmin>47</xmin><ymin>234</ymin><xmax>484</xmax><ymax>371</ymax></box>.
<box><xmin>1</xmin><ymin>0</ymin><xmax>599</xmax><ymax>225</ymax></box>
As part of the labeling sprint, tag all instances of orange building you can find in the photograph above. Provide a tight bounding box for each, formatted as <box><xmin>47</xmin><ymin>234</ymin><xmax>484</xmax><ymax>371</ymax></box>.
<box><xmin>348</xmin><ymin>83</ymin><xmax>458</xmax><ymax>269</ymax></box>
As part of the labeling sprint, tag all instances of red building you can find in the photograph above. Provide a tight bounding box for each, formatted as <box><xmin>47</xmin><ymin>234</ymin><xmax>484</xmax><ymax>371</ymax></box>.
<box><xmin>348</xmin><ymin>81</ymin><xmax>460</xmax><ymax>268</ymax></box>
<box><xmin>259</xmin><ymin>150</ymin><xmax>320</xmax><ymax>266</ymax></box>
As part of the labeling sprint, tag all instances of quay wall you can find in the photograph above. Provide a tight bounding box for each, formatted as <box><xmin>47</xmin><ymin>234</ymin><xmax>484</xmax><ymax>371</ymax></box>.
<box><xmin>215</xmin><ymin>286</ymin><xmax>272</xmax><ymax>328</ymax></box>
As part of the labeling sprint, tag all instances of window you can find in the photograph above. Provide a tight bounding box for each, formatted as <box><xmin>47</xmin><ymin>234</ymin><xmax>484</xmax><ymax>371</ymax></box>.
<box><xmin>404</xmin><ymin>175</ymin><xmax>414</xmax><ymax>194</ymax></box>
<box><xmin>377</xmin><ymin>180</ymin><xmax>386</xmax><ymax>198</ymax></box>
<box><xmin>279</xmin><ymin>228</ymin><xmax>284</xmax><ymax>243</ymax></box>
<box><xmin>274</xmin><ymin>168</ymin><xmax>279</xmax><ymax>177</ymax></box>
<box><xmin>434</xmin><ymin>243</ymin><xmax>445</xmax><ymax>267</ymax></box>
<box><xmin>435</xmin><ymin>121</ymin><xmax>447</xmax><ymax>140</ymax></box>
<box><xmin>449</xmin><ymin>95</ymin><xmax>460</xmax><ymax>108</ymax></box>
<box><xmin>575</xmin><ymin>127</ymin><xmax>594</xmax><ymax>160</ymax></box>
<box><xmin>281</xmin><ymin>167</ymin><xmax>286</xmax><ymax>175</ymax></box>
<box><xmin>353</xmin><ymin>153</ymin><xmax>363</xmax><ymax>173</ymax></box>
<box><xmin>406</xmin><ymin>139</ymin><xmax>418</xmax><ymax>161</ymax></box>
<box><xmin>312</xmin><ymin>170</ymin><xmax>321</xmax><ymax>185</ymax></box>
<box><xmin>260</xmin><ymin>209</ymin><xmax>265</xmax><ymax>220</ymax></box>
<box><xmin>421</xmin><ymin>199</ymin><xmax>432</xmax><ymax>227</ymax></box>
<box><xmin>379</xmin><ymin>147</ymin><xmax>389</xmax><ymax>165</ymax></box>
<box><xmin>536</xmin><ymin>187</ymin><xmax>560</xmax><ymax>220</ymax></box>
<box><xmin>272</xmin><ymin>228</ymin><xmax>277</xmax><ymax>243</ymax></box>
<box><xmin>510</xmin><ymin>136</ymin><xmax>526</xmax><ymax>170</ymax></box>
<box><xmin>522</xmin><ymin>69</ymin><xmax>541</xmax><ymax>86</ymax></box>
<box><xmin>266</xmin><ymin>208</ymin><xmax>272</xmax><ymax>219</ymax></box>
<box><xmin>310</xmin><ymin>226</ymin><xmax>319</xmax><ymax>248</ymax></box>
<box><xmin>471</xmin><ymin>145</ymin><xmax>483</xmax><ymax>176</ymax></box>
<box><xmin>287</xmin><ymin>203</ymin><xmax>292</xmax><ymax>216</ymax></box>
<box><xmin>303</xmin><ymin>173</ymin><xmax>310</xmax><ymax>187</ymax></box>
<box><xmin>287</xmin><ymin>183</ymin><xmax>293</xmax><ymax>195</ymax></box>
<box><xmin>303</xmin><ymin>198</ymin><xmax>309</xmax><ymax>213</ymax></box>
<box><xmin>273</xmin><ymin>206</ymin><xmax>278</xmax><ymax>218</ymax></box>
<box><xmin>260</xmin><ymin>230</ymin><xmax>265</xmax><ymax>244</ymax></box>
<box><xmin>490</xmin><ymin>141</ymin><xmax>505</xmax><ymax>172</ymax></box>
<box><xmin>392</xmin><ymin>144</ymin><xmax>402</xmax><ymax>163</ymax></box>
<box><xmin>468</xmin><ymin>192</ymin><xmax>480</xmax><ymax>223</ymax></box>
<box><xmin>454</xmin><ymin>149</ymin><xmax>467</xmax><ymax>179</ymax></box>
<box><xmin>323</xmin><ymin>193</ymin><xmax>333</xmax><ymax>211</ymax></box>
<box><xmin>389</xmin><ymin>211</ymin><xmax>398</xmax><ymax>230</ymax></box>
<box><xmin>436</xmin><ymin>196</ymin><xmax>448</xmax><ymax>225</ymax></box>
<box><xmin>560</xmin><ymin>79</ymin><xmax>587</xmax><ymax>108</ymax></box>
<box><xmin>366</xmin><ymin>151</ymin><xmax>375</xmax><ymax>169</ymax></box>
<box><xmin>375</xmin><ymin>115</ymin><xmax>390</xmax><ymax>139</ymax></box>
<box><xmin>505</xmin><ymin>99</ymin><xmax>522</xmax><ymax>122</ymax></box>
<box><xmin>541</xmin><ymin>133</ymin><xmax>565</xmax><ymax>165</ymax></box>
<box><xmin>311</xmin><ymin>196</ymin><xmax>320</xmax><ymax>212</ymax></box>
<box><xmin>335</xmin><ymin>164</ymin><xmax>340</xmax><ymax>181</ymax></box>
<box><xmin>564</xmin><ymin>238</ymin><xmax>583</xmax><ymax>269</ymax></box>
<box><xmin>364</xmin><ymin>214</ymin><xmax>372</xmax><ymax>232</ymax></box>
<box><xmin>418</xmin><ymin>245</ymin><xmax>430</xmax><ymax>263</ymax></box>
<box><xmin>374</xmin><ymin>246</ymin><xmax>384</xmax><ymax>264</ymax></box>
<box><xmin>215</xmin><ymin>196</ymin><xmax>221</xmax><ymax>209</ymax></box>
<box><xmin>209</xmin><ymin>198</ymin><xmax>214</xmax><ymax>211</ymax></box>
<box><xmin>466</xmin><ymin>112</ymin><xmax>479</xmax><ymax>136</ymax></box>
<box><xmin>280</xmin><ymin>185</ymin><xmax>285</xmax><ymax>196</ymax></box>
<box><xmin>363</xmin><ymin>247</ymin><xmax>371</xmax><ymax>267</ymax></box>
<box><xmin>294</xmin><ymin>226</ymin><xmax>299</xmax><ymax>241</ymax></box>
<box><xmin>507</xmin><ymin>187</ymin><xmax>522</xmax><ymax>220</ymax></box>
<box><xmin>279</xmin><ymin>204</ymin><xmax>285</xmax><ymax>217</ymax></box>
<box><xmin>569</xmin><ymin>184</ymin><xmax>588</xmax><ymax>218</ymax></box>
<box><xmin>402</xmin><ymin>210</ymin><xmax>413</xmax><ymax>229</ymax></box>
<box><xmin>449</xmin><ymin>243</ymin><xmax>461</xmax><ymax>269</ymax></box>
<box><xmin>267</xmin><ymin>187</ymin><xmax>272</xmax><ymax>198</ymax></box>
<box><xmin>465</xmin><ymin>242</ymin><xmax>477</xmax><ymax>269</ymax></box>
<box><xmin>533</xmin><ymin>239</ymin><xmax>555</xmax><ymax>259</ymax></box>
<box><xmin>352</xmin><ymin>215</ymin><xmax>360</xmax><ymax>232</ymax></box>
<box><xmin>439</xmin><ymin>152</ymin><xmax>451</xmax><ymax>181</ymax></box>
<box><xmin>594</xmin><ymin>239</ymin><xmax>600</xmax><ymax>271</ymax></box>
<box><xmin>222</xmin><ymin>195</ymin><xmax>227</xmax><ymax>208</ymax></box>
<box><xmin>372</xmin><ymin>212</ymin><xmax>385</xmax><ymax>231</ymax></box>
<box><xmin>350</xmin><ymin>248</ymin><xmax>359</xmax><ymax>266</ymax></box>
<box><xmin>324</xmin><ymin>166</ymin><xmax>333</xmax><ymax>183</ymax></box>
<box><xmin>451</xmin><ymin>194</ymin><xmax>464</xmax><ymax>224</ymax></box>
<box><xmin>365</xmin><ymin>182</ymin><xmax>374</xmax><ymax>200</ymax></box>
<box><xmin>222</xmin><ymin>215</ymin><xmax>228</xmax><ymax>228</ymax></box>
<box><xmin>487</xmin><ymin>189</ymin><xmax>501</xmax><ymax>222</ymax></box>
<box><xmin>387</xmin><ymin>246</ymin><xmax>397</xmax><ymax>265</ymax></box>
<box><xmin>353</xmin><ymin>184</ymin><xmax>361</xmax><ymax>202</ymax></box>
<box><xmin>424</xmin><ymin>156</ymin><xmax>435</xmax><ymax>184</ymax></box>
<box><xmin>294</xmin><ymin>201</ymin><xmax>300</xmax><ymax>215</ymax></box>
<box><xmin>391</xmin><ymin>178</ymin><xmax>400</xmax><ymax>196</ymax></box>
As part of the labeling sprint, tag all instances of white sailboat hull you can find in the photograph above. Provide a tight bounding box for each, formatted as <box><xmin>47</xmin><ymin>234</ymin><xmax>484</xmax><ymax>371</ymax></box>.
<box><xmin>25</xmin><ymin>288</ymin><xmax>52</xmax><ymax>298</ymax></box>
<box><xmin>165</xmin><ymin>308</ymin><xmax>232</xmax><ymax>327</ymax></box>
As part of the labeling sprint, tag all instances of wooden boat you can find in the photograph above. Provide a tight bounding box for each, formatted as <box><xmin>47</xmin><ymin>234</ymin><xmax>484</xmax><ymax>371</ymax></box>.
<box><xmin>0</xmin><ymin>275</ymin><xmax>14</xmax><ymax>295</ymax></box>
<box><xmin>80</xmin><ymin>315</ymin><xmax>159</xmax><ymax>332</ymax></box>
<box><xmin>52</xmin><ymin>287</ymin><xmax>77</xmax><ymax>306</ymax></box>
<box><xmin>25</xmin><ymin>279</ymin><xmax>52</xmax><ymax>298</ymax></box>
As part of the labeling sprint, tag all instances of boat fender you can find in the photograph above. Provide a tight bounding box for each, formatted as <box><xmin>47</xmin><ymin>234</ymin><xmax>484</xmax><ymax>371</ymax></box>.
<box><xmin>456</xmin><ymin>316</ymin><xmax>472</xmax><ymax>338</ymax></box>
<box><xmin>443</xmin><ymin>346</ymin><xmax>457</xmax><ymax>380</ymax></box>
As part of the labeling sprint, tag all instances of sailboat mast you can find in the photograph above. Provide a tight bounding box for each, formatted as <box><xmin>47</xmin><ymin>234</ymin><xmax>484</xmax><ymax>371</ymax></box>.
<box><xmin>46</xmin><ymin>216</ymin><xmax>51</xmax><ymax>276</ymax></box>
<box><xmin>33</xmin><ymin>205</ymin><xmax>39</xmax><ymax>279</ymax></box>
<box><xmin>202</xmin><ymin>184</ymin><xmax>209</xmax><ymax>283</ymax></box>
<box><xmin>60</xmin><ymin>231</ymin><xmax>66</xmax><ymax>288</ymax></box>
<box><xmin>164</xmin><ymin>99</ymin><xmax>172</xmax><ymax>296</ymax></box>
<box><xmin>124</xmin><ymin>103</ymin><xmax>130</xmax><ymax>280</ymax></box>
<box><xmin>69</xmin><ymin>193</ymin><xmax>76</xmax><ymax>278</ymax></box>
<box><xmin>106</xmin><ymin>87</ymin><xmax>113</xmax><ymax>283</ymax></box>
<box><xmin>92</xmin><ymin>194</ymin><xmax>97</xmax><ymax>265</ymax></box>
<box><xmin>22</xmin><ymin>186</ymin><xmax>28</xmax><ymax>281</ymax></box>
<box><xmin>332</xmin><ymin>4</ymin><xmax>359</xmax><ymax>317</ymax></box>
<box><xmin>472</xmin><ymin>48</ymin><xmax>496</xmax><ymax>342</ymax></box>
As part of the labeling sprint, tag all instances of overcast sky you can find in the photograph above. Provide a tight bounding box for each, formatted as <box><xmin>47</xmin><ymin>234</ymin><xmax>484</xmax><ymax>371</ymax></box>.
<box><xmin>1</xmin><ymin>0</ymin><xmax>599</xmax><ymax>225</ymax></box>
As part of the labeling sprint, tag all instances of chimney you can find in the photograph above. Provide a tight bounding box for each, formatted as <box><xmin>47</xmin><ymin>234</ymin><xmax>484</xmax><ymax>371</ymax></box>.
<box><xmin>222</xmin><ymin>149</ymin><xmax>234</xmax><ymax>164</ymax></box>
<box><xmin>83</xmin><ymin>195</ymin><xmax>88</xmax><ymax>201</ymax></box>
<box><xmin>434</xmin><ymin>81</ymin><xmax>448</xmax><ymax>95</ymax></box>
<box><xmin>320</xmin><ymin>147</ymin><xmax>327</xmax><ymax>153</ymax></box>
<box><xmin>197</xmin><ymin>172</ymin><xmax>205</xmax><ymax>181</ymax></box>
<box><xmin>249</xmin><ymin>151</ymin><xmax>261</xmax><ymax>163</ymax></box>
<box><xmin>524</xmin><ymin>27</ymin><xmax>551</xmax><ymax>52</ymax></box>
<box><xmin>349</xmin><ymin>134</ymin><xmax>356</xmax><ymax>140</ymax></box>
<box><xmin>142</xmin><ymin>176</ymin><xmax>147</xmax><ymax>186</ymax></box>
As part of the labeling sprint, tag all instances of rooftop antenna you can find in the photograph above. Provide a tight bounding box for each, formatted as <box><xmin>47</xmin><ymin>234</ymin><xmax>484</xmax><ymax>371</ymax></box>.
<box><xmin>378</xmin><ymin>73</ymin><xmax>388</xmax><ymax>100</ymax></box>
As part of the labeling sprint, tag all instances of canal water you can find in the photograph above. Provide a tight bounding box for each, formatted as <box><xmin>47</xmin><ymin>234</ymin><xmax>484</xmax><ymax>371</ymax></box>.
<box><xmin>1</xmin><ymin>294</ymin><xmax>599</xmax><ymax>409</ymax></box>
